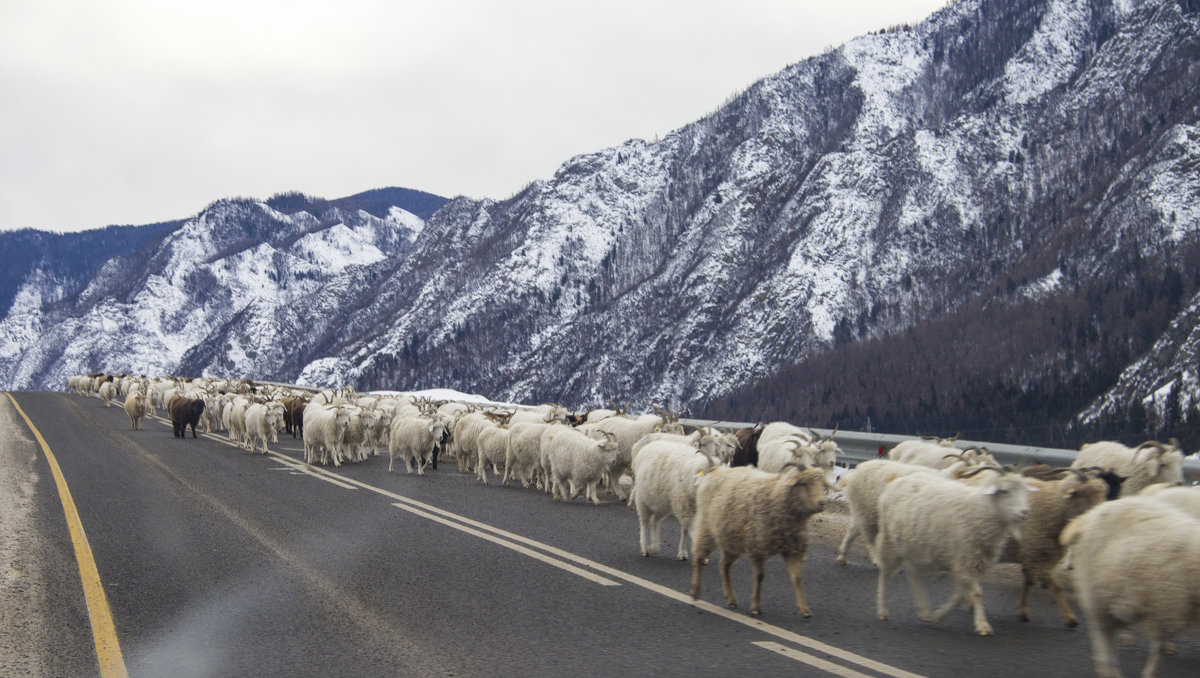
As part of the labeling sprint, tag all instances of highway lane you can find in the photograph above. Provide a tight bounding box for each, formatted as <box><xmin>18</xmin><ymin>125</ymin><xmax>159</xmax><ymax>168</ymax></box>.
<box><xmin>4</xmin><ymin>391</ymin><xmax>1199</xmax><ymax>677</ymax></box>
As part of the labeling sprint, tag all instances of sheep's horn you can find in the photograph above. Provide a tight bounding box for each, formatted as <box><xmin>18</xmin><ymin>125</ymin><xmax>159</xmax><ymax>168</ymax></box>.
<box><xmin>960</xmin><ymin>465</ymin><xmax>1003</xmax><ymax>478</ymax></box>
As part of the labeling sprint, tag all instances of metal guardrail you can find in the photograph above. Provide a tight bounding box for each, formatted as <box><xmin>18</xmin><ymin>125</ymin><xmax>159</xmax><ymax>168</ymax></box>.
<box><xmin>687</xmin><ymin>418</ymin><xmax>1200</xmax><ymax>483</ymax></box>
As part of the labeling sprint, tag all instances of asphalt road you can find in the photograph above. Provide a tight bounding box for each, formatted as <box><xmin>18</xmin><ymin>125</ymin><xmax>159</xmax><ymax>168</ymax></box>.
<box><xmin>3</xmin><ymin>391</ymin><xmax>1198</xmax><ymax>678</ymax></box>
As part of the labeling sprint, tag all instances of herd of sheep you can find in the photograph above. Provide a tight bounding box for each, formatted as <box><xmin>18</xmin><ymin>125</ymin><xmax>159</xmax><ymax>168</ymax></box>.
<box><xmin>66</xmin><ymin>372</ymin><xmax>1198</xmax><ymax>678</ymax></box>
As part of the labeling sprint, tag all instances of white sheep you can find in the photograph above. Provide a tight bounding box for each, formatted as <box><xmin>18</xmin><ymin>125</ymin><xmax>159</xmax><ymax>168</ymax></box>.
<box><xmin>630</xmin><ymin>428</ymin><xmax>723</xmax><ymax>467</ymax></box>
<box><xmin>509</xmin><ymin>404</ymin><xmax>570</xmax><ymax>426</ymax></box>
<box><xmin>1071</xmin><ymin>440</ymin><xmax>1186</xmax><ymax>496</ymax></box>
<box><xmin>594</xmin><ymin>408</ymin><xmax>685</xmax><ymax>501</ymax></box>
<box><xmin>97</xmin><ymin>380</ymin><xmax>117</xmax><ymax>407</ymax></box>
<box><xmin>67</xmin><ymin>375</ymin><xmax>86</xmax><ymax>394</ymax></box>
<box><xmin>584</xmin><ymin>400</ymin><xmax>629</xmax><ymax>423</ymax></box>
<box><xmin>874</xmin><ymin>468</ymin><xmax>1032</xmax><ymax>635</ymax></box>
<box><xmin>474</xmin><ymin>424</ymin><xmax>510</xmax><ymax>484</ymax></box>
<box><xmin>504</xmin><ymin>421</ymin><xmax>557</xmax><ymax>488</ymax></box>
<box><xmin>1059</xmin><ymin>496</ymin><xmax>1200</xmax><ymax>678</ymax></box>
<box><xmin>448</xmin><ymin>411</ymin><xmax>494</xmax><ymax>472</ymax></box>
<box><xmin>541</xmin><ymin>426</ymin><xmax>621</xmax><ymax>505</ymax></box>
<box><xmin>835</xmin><ymin>459</ymin><xmax>942</xmax><ymax>565</ymax></box>
<box><xmin>748</xmin><ymin>434</ymin><xmax>809</xmax><ymax>473</ymax></box>
<box><xmin>226</xmin><ymin>397</ymin><xmax>251</xmax><ymax>448</ymax></box>
<box><xmin>339</xmin><ymin>406</ymin><xmax>382</xmax><ymax>463</ymax></box>
<box><xmin>689</xmin><ymin>464</ymin><xmax>837</xmax><ymax>616</ymax></box>
<box><xmin>363</xmin><ymin>406</ymin><xmax>393</xmax><ymax>456</ymax></box>
<box><xmin>388</xmin><ymin>414</ymin><xmax>448</xmax><ymax>474</ymax></box>
<box><xmin>755</xmin><ymin>421</ymin><xmax>811</xmax><ymax>449</ymax></box>
<box><xmin>302</xmin><ymin>404</ymin><xmax>352</xmax><ymax>466</ymax></box>
<box><xmin>123</xmin><ymin>392</ymin><xmax>148</xmax><ymax>430</ymax></box>
<box><xmin>890</xmin><ymin>438</ymin><xmax>995</xmax><ymax>469</ymax></box>
<box><xmin>1138</xmin><ymin>483</ymin><xmax>1200</xmax><ymax>517</ymax></box>
<box><xmin>758</xmin><ymin>430</ymin><xmax>843</xmax><ymax>480</ymax></box>
<box><xmin>243</xmin><ymin>402</ymin><xmax>284</xmax><ymax>454</ymax></box>
<box><xmin>630</xmin><ymin>439</ymin><xmax>719</xmax><ymax>560</ymax></box>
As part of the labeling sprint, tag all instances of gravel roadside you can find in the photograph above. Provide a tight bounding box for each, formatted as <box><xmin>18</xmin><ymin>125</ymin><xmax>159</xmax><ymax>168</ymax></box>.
<box><xmin>0</xmin><ymin>395</ymin><xmax>51</xmax><ymax>676</ymax></box>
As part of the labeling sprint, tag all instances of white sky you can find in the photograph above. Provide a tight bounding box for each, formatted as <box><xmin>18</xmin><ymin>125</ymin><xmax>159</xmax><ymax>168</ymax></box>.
<box><xmin>0</xmin><ymin>0</ymin><xmax>949</xmax><ymax>233</ymax></box>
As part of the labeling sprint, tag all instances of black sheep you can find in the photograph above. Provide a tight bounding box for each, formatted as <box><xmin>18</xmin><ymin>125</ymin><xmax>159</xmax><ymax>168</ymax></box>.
<box><xmin>171</xmin><ymin>397</ymin><xmax>206</xmax><ymax>438</ymax></box>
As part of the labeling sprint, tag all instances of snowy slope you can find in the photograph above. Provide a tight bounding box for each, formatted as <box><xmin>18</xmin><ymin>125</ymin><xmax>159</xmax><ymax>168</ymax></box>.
<box><xmin>0</xmin><ymin>197</ymin><xmax>426</xmax><ymax>389</ymax></box>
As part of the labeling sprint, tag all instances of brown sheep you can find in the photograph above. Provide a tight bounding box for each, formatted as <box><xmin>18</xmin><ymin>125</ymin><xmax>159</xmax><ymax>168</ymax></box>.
<box><xmin>282</xmin><ymin>395</ymin><xmax>309</xmax><ymax>438</ymax></box>
<box><xmin>690</xmin><ymin>464</ymin><xmax>836</xmax><ymax>616</ymax></box>
<box><xmin>730</xmin><ymin>423</ymin><xmax>764</xmax><ymax>467</ymax></box>
<box><xmin>1006</xmin><ymin>469</ymin><xmax>1108</xmax><ymax>626</ymax></box>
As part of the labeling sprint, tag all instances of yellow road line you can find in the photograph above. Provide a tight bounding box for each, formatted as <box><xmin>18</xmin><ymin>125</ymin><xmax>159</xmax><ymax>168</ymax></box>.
<box><xmin>7</xmin><ymin>393</ymin><xmax>129</xmax><ymax>678</ymax></box>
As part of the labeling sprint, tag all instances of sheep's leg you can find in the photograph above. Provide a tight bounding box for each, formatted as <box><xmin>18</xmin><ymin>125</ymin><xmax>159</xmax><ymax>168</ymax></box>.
<box><xmin>748</xmin><ymin>554</ymin><xmax>767</xmax><ymax>615</ymax></box>
<box><xmin>836</xmin><ymin>524</ymin><xmax>858</xmax><ymax>565</ymax></box>
<box><xmin>783</xmin><ymin>551</ymin><xmax>813</xmax><ymax>618</ymax></box>
<box><xmin>587</xmin><ymin>481</ymin><xmax>601</xmax><ymax>505</ymax></box>
<box><xmin>963</xmin><ymin>580</ymin><xmax>993</xmax><ymax>636</ymax></box>
<box><xmin>907</xmin><ymin>569</ymin><xmax>936</xmax><ymax>622</ymax></box>
<box><xmin>876</xmin><ymin>560</ymin><xmax>893</xmax><ymax>621</ymax></box>
<box><xmin>1087</xmin><ymin>615</ymin><xmax>1122</xmax><ymax>678</ymax></box>
<box><xmin>1017</xmin><ymin>569</ymin><xmax>1034</xmax><ymax>622</ymax></box>
<box><xmin>719</xmin><ymin>551</ymin><xmax>741</xmax><ymax>610</ymax></box>
<box><xmin>638</xmin><ymin>512</ymin><xmax>654</xmax><ymax>556</ymax></box>
<box><xmin>675</xmin><ymin>517</ymin><xmax>691</xmax><ymax>561</ymax></box>
<box><xmin>1143</xmin><ymin>634</ymin><xmax>1167</xmax><ymax>678</ymax></box>
<box><xmin>689</xmin><ymin>533</ymin><xmax>714</xmax><ymax>601</ymax></box>
<box><xmin>387</xmin><ymin>450</ymin><xmax>396</xmax><ymax>473</ymax></box>
<box><xmin>1048</xmin><ymin>572</ymin><xmax>1079</xmax><ymax>628</ymax></box>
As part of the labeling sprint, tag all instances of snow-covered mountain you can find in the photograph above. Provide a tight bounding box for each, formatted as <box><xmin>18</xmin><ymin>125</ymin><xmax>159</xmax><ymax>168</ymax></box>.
<box><xmin>0</xmin><ymin>189</ymin><xmax>441</xmax><ymax>389</ymax></box>
<box><xmin>2</xmin><ymin>0</ymin><xmax>1198</xmax><ymax>447</ymax></box>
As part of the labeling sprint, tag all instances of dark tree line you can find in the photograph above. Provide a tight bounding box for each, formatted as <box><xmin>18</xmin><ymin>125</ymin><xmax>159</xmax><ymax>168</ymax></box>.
<box><xmin>701</xmin><ymin>245</ymin><xmax>1200</xmax><ymax>451</ymax></box>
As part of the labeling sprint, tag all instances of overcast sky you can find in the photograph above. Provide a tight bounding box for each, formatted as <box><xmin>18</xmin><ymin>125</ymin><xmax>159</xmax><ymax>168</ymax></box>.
<box><xmin>1</xmin><ymin>0</ymin><xmax>948</xmax><ymax>233</ymax></box>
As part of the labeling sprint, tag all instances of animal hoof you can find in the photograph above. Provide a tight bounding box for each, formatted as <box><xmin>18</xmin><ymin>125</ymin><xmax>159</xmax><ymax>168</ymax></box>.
<box><xmin>976</xmin><ymin>626</ymin><xmax>994</xmax><ymax>636</ymax></box>
<box><xmin>1066</xmin><ymin>618</ymin><xmax>1078</xmax><ymax>628</ymax></box>
<box><xmin>750</xmin><ymin>609</ymin><xmax>763</xmax><ymax>616</ymax></box>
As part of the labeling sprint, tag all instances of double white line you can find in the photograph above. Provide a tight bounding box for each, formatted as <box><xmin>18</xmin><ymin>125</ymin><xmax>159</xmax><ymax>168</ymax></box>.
<box><xmin>249</xmin><ymin>440</ymin><xmax>926</xmax><ymax>678</ymax></box>
<box><xmin>143</xmin><ymin>407</ymin><xmax>923</xmax><ymax>678</ymax></box>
